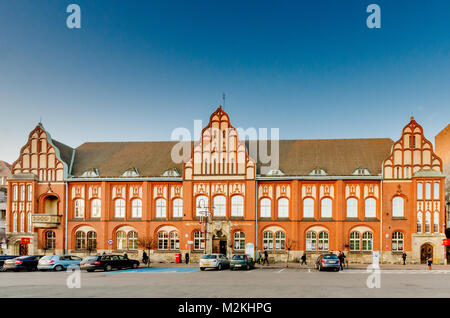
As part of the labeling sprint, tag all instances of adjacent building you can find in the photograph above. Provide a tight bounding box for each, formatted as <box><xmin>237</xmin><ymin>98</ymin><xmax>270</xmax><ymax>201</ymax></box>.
<box><xmin>0</xmin><ymin>160</ymin><xmax>11</xmax><ymax>253</ymax></box>
<box><xmin>5</xmin><ymin>107</ymin><xmax>447</xmax><ymax>264</ymax></box>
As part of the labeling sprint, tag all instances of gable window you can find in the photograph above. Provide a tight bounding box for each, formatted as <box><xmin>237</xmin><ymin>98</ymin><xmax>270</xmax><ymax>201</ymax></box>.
<box><xmin>156</xmin><ymin>198</ymin><xmax>167</xmax><ymax>218</ymax></box>
<box><xmin>278</xmin><ymin>198</ymin><xmax>289</xmax><ymax>218</ymax></box>
<box><xmin>114</xmin><ymin>199</ymin><xmax>125</xmax><ymax>218</ymax></box>
<box><xmin>131</xmin><ymin>199</ymin><xmax>142</xmax><ymax>218</ymax></box>
<box><xmin>346</xmin><ymin>198</ymin><xmax>358</xmax><ymax>218</ymax></box>
<box><xmin>433</xmin><ymin>183</ymin><xmax>439</xmax><ymax>200</ymax></box>
<box><xmin>91</xmin><ymin>199</ymin><xmax>101</xmax><ymax>218</ymax></box>
<box><xmin>213</xmin><ymin>195</ymin><xmax>226</xmax><ymax>217</ymax></box>
<box><xmin>260</xmin><ymin>198</ymin><xmax>271</xmax><ymax>218</ymax></box>
<box><xmin>417</xmin><ymin>212</ymin><xmax>423</xmax><ymax>233</ymax></box>
<box><xmin>433</xmin><ymin>212</ymin><xmax>439</xmax><ymax>233</ymax></box>
<box><xmin>392</xmin><ymin>197</ymin><xmax>404</xmax><ymax>217</ymax></box>
<box><xmin>306</xmin><ymin>232</ymin><xmax>317</xmax><ymax>251</ymax></box>
<box><xmin>417</xmin><ymin>183</ymin><xmax>423</xmax><ymax>200</ymax></box>
<box><xmin>234</xmin><ymin>231</ymin><xmax>245</xmax><ymax>250</ymax></box>
<box><xmin>365</xmin><ymin>198</ymin><xmax>376</xmax><ymax>218</ymax></box>
<box><xmin>196</xmin><ymin>196</ymin><xmax>208</xmax><ymax>217</ymax></box>
<box><xmin>173</xmin><ymin>199</ymin><xmax>183</xmax><ymax>218</ymax></box>
<box><xmin>231</xmin><ymin>196</ymin><xmax>244</xmax><ymax>217</ymax></box>
<box><xmin>74</xmin><ymin>199</ymin><xmax>85</xmax><ymax>218</ymax></box>
<box><xmin>350</xmin><ymin>232</ymin><xmax>360</xmax><ymax>251</ymax></box>
<box><xmin>321</xmin><ymin>198</ymin><xmax>332</xmax><ymax>218</ymax></box>
<box><xmin>303</xmin><ymin>198</ymin><xmax>314</xmax><ymax>218</ymax></box>
<box><xmin>170</xmin><ymin>232</ymin><xmax>179</xmax><ymax>250</ymax></box>
<box><xmin>392</xmin><ymin>232</ymin><xmax>404</xmax><ymax>252</ymax></box>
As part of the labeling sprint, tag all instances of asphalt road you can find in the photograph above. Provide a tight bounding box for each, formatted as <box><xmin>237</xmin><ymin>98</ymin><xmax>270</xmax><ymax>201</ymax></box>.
<box><xmin>1</xmin><ymin>267</ymin><xmax>450</xmax><ymax>298</ymax></box>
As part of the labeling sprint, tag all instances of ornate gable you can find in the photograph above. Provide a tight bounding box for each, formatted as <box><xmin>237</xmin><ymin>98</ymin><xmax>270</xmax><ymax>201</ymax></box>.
<box><xmin>184</xmin><ymin>106</ymin><xmax>255</xmax><ymax>180</ymax></box>
<box><xmin>383</xmin><ymin>117</ymin><xmax>443</xmax><ymax>179</ymax></box>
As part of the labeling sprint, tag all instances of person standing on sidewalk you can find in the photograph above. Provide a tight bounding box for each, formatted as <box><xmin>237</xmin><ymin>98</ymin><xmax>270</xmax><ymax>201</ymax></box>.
<box><xmin>185</xmin><ymin>252</ymin><xmax>190</xmax><ymax>265</ymax></box>
<box><xmin>142</xmin><ymin>251</ymin><xmax>148</xmax><ymax>265</ymax></box>
<box><xmin>402</xmin><ymin>252</ymin><xmax>407</xmax><ymax>265</ymax></box>
<box><xmin>338</xmin><ymin>251</ymin><xmax>344</xmax><ymax>270</ymax></box>
<box><xmin>427</xmin><ymin>255</ymin><xmax>433</xmax><ymax>270</ymax></box>
<box><xmin>263</xmin><ymin>249</ymin><xmax>269</xmax><ymax>265</ymax></box>
<box><xmin>301</xmin><ymin>252</ymin><xmax>307</xmax><ymax>266</ymax></box>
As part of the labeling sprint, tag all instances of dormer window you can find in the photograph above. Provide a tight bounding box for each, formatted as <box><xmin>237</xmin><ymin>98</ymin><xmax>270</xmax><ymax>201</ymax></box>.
<box><xmin>162</xmin><ymin>168</ymin><xmax>180</xmax><ymax>177</ymax></box>
<box><xmin>81</xmin><ymin>168</ymin><xmax>99</xmax><ymax>177</ymax></box>
<box><xmin>266</xmin><ymin>169</ymin><xmax>285</xmax><ymax>176</ymax></box>
<box><xmin>309</xmin><ymin>168</ymin><xmax>327</xmax><ymax>176</ymax></box>
<box><xmin>352</xmin><ymin>168</ymin><xmax>371</xmax><ymax>176</ymax></box>
<box><xmin>121</xmin><ymin>168</ymin><xmax>139</xmax><ymax>177</ymax></box>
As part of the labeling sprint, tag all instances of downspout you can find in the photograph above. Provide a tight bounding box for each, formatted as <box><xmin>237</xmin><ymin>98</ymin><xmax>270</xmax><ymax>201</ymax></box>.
<box><xmin>64</xmin><ymin>149</ymin><xmax>76</xmax><ymax>254</ymax></box>
<box><xmin>255</xmin><ymin>179</ymin><xmax>258</xmax><ymax>258</ymax></box>
<box><xmin>380</xmin><ymin>167</ymin><xmax>384</xmax><ymax>265</ymax></box>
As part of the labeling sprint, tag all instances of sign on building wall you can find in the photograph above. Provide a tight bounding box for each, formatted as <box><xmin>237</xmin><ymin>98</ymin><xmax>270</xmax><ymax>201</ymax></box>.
<box><xmin>20</xmin><ymin>238</ymin><xmax>31</xmax><ymax>244</ymax></box>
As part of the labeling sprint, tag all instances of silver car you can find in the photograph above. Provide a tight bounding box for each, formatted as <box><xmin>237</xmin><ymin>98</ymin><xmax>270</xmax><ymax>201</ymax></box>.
<box><xmin>199</xmin><ymin>254</ymin><xmax>230</xmax><ymax>271</ymax></box>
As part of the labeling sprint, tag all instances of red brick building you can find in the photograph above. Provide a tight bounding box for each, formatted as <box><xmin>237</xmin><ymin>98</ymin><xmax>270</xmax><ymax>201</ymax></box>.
<box><xmin>5</xmin><ymin>107</ymin><xmax>446</xmax><ymax>264</ymax></box>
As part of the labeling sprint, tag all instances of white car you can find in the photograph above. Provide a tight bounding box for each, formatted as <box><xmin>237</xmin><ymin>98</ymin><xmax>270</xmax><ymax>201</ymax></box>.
<box><xmin>199</xmin><ymin>254</ymin><xmax>230</xmax><ymax>271</ymax></box>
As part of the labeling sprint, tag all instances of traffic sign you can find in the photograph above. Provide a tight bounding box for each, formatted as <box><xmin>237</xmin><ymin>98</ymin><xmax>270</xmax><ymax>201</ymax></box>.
<box><xmin>107</xmin><ymin>239</ymin><xmax>113</xmax><ymax>245</ymax></box>
<box><xmin>187</xmin><ymin>240</ymin><xmax>193</xmax><ymax>245</ymax></box>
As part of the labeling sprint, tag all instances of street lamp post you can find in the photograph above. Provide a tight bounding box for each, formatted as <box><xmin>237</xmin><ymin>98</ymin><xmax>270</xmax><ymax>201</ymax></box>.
<box><xmin>197</xmin><ymin>199</ymin><xmax>214</xmax><ymax>254</ymax></box>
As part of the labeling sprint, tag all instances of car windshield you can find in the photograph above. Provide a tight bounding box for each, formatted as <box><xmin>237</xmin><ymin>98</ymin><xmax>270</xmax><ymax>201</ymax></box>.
<box><xmin>16</xmin><ymin>256</ymin><xmax>30</xmax><ymax>260</ymax></box>
<box><xmin>201</xmin><ymin>255</ymin><xmax>217</xmax><ymax>259</ymax></box>
<box><xmin>232</xmin><ymin>255</ymin><xmax>245</xmax><ymax>260</ymax></box>
<box><xmin>323</xmin><ymin>255</ymin><xmax>338</xmax><ymax>259</ymax></box>
<box><xmin>83</xmin><ymin>256</ymin><xmax>98</xmax><ymax>261</ymax></box>
<box><xmin>40</xmin><ymin>255</ymin><xmax>55</xmax><ymax>260</ymax></box>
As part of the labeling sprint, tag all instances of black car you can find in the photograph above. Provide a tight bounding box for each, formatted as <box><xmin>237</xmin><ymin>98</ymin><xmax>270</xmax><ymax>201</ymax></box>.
<box><xmin>80</xmin><ymin>254</ymin><xmax>140</xmax><ymax>272</ymax></box>
<box><xmin>3</xmin><ymin>255</ymin><xmax>43</xmax><ymax>271</ymax></box>
<box><xmin>315</xmin><ymin>254</ymin><xmax>340</xmax><ymax>271</ymax></box>
<box><xmin>0</xmin><ymin>255</ymin><xmax>19</xmax><ymax>272</ymax></box>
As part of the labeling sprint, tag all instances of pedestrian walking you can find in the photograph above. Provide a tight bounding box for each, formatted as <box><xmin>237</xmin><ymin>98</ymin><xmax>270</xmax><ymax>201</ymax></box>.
<box><xmin>301</xmin><ymin>252</ymin><xmax>307</xmax><ymax>266</ymax></box>
<box><xmin>338</xmin><ymin>251</ymin><xmax>344</xmax><ymax>270</ymax></box>
<box><xmin>402</xmin><ymin>252</ymin><xmax>407</xmax><ymax>265</ymax></box>
<box><xmin>427</xmin><ymin>255</ymin><xmax>433</xmax><ymax>270</ymax></box>
<box><xmin>256</xmin><ymin>250</ymin><xmax>261</xmax><ymax>264</ymax></box>
<box><xmin>124</xmin><ymin>252</ymin><xmax>128</xmax><ymax>259</ymax></box>
<box><xmin>185</xmin><ymin>252</ymin><xmax>190</xmax><ymax>265</ymax></box>
<box><xmin>142</xmin><ymin>251</ymin><xmax>148</xmax><ymax>265</ymax></box>
<box><xmin>263</xmin><ymin>249</ymin><xmax>269</xmax><ymax>265</ymax></box>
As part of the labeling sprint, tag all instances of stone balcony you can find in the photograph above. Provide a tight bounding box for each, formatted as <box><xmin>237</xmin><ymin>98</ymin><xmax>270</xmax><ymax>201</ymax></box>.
<box><xmin>32</xmin><ymin>214</ymin><xmax>62</xmax><ymax>228</ymax></box>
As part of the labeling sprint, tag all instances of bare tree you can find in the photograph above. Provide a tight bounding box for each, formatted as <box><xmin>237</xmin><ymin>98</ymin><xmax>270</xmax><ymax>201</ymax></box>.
<box><xmin>284</xmin><ymin>239</ymin><xmax>296</xmax><ymax>267</ymax></box>
<box><xmin>137</xmin><ymin>236</ymin><xmax>157</xmax><ymax>267</ymax></box>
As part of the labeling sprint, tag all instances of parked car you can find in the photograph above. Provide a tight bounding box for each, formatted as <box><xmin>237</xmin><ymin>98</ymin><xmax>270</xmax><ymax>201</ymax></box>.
<box><xmin>37</xmin><ymin>255</ymin><xmax>83</xmax><ymax>271</ymax></box>
<box><xmin>199</xmin><ymin>254</ymin><xmax>230</xmax><ymax>271</ymax></box>
<box><xmin>3</xmin><ymin>255</ymin><xmax>43</xmax><ymax>271</ymax></box>
<box><xmin>230</xmin><ymin>254</ymin><xmax>255</xmax><ymax>270</ymax></box>
<box><xmin>0</xmin><ymin>255</ymin><xmax>19</xmax><ymax>272</ymax></box>
<box><xmin>80</xmin><ymin>254</ymin><xmax>139</xmax><ymax>272</ymax></box>
<box><xmin>315</xmin><ymin>254</ymin><xmax>340</xmax><ymax>271</ymax></box>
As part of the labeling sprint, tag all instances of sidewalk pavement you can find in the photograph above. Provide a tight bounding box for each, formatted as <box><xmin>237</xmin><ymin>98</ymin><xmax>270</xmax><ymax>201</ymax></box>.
<box><xmin>139</xmin><ymin>262</ymin><xmax>450</xmax><ymax>270</ymax></box>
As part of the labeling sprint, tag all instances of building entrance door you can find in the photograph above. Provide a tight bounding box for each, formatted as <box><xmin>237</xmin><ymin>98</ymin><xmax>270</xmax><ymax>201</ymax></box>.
<box><xmin>19</xmin><ymin>243</ymin><xmax>28</xmax><ymax>256</ymax></box>
<box><xmin>219</xmin><ymin>240</ymin><xmax>227</xmax><ymax>255</ymax></box>
<box><xmin>420</xmin><ymin>243</ymin><xmax>433</xmax><ymax>264</ymax></box>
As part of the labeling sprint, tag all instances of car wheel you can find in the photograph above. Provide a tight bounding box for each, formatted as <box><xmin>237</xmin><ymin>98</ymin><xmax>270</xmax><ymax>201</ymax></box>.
<box><xmin>0</xmin><ymin>266</ymin><xmax>5</xmax><ymax>272</ymax></box>
<box><xmin>200</xmin><ymin>267</ymin><xmax>205</xmax><ymax>271</ymax></box>
<box><xmin>246</xmin><ymin>264</ymin><xmax>250</xmax><ymax>270</ymax></box>
<box><xmin>218</xmin><ymin>264</ymin><xmax>222</xmax><ymax>271</ymax></box>
<box><xmin>105</xmin><ymin>264</ymin><xmax>112</xmax><ymax>272</ymax></box>
<box><xmin>54</xmin><ymin>265</ymin><xmax>63</xmax><ymax>272</ymax></box>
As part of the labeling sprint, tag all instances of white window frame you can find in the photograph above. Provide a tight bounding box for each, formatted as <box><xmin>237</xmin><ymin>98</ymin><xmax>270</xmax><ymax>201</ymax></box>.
<box><xmin>114</xmin><ymin>199</ymin><xmax>125</xmax><ymax>218</ymax></box>
<box><xmin>116</xmin><ymin>231</ymin><xmax>127</xmax><ymax>250</ymax></box>
<box><xmin>75</xmin><ymin>199</ymin><xmax>85</xmax><ymax>218</ymax></box>
<box><xmin>318</xmin><ymin>232</ymin><xmax>329</xmax><ymax>251</ymax></box>
<box><xmin>156</xmin><ymin>198</ymin><xmax>167</xmax><ymax>218</ymax></box>
<box><xmin>13</xmin><ymin>212</ymin><xmax>17</xmax><ymax>232</ymax></box>
<box><xmin>213</xmin><ymin>195</ymin><xmax>226</xmax><ymax>217</ymax></box>
<box><xmin>417</xmin><ymin>182</ymin><xmax>423</xmax><ymax>200</ymax></box>
<box><xmin>263</xmin><ymin>231</ymin><xmax>273</xmax><ymax>250</ymax></box>
<box><xmin>392</xmin><ymin>197</ymin><xmax>404</xmax><ymax>217</ymax></box>
<box><xmin>27</xmin><ymin>212</ymin><xmax>32</xmax><ymax>233</ymax></box>
<box><xmin>350</xmin><ymin>232</ymin><xmax>360</xmax><ymax>251</ymax></box>
<box><xmin>346</xmin><ymin>198</ymin><xmax>358</xmax><ymax>218</ymax></box>
<box><xmin>425</xmin><ymin>212</ymin><xmax>431</xmax><ymax>233</ymax></box>
<box><xmin>321</xmin><ymin>198</ymin><xmax>332</xmax><ymax>218</ymax></box>
<box><xmin>425</xmin><ymin>183</ymin><xmax>431</xmax><ymax>200</ymax></box>
<box><xmin>433</xmin><ymin>182</ymin><xmax>439</xmax><ymax>200</ymax></box>
<box><xmin>196</xmin><ymin>196</ymin><xmax>208</xmax><ymax>217</ymax></box>
<box><xmin>260</xmin><ymin>198</ymin><xmax>271</xmax><ymax>218</ymax></box>
<box><xmin>231</xmin><ymin>195</ymin><xmax>244</xmax><ymax>217</ymax></box>
<box><xmin>362</xmin><ymin>232</ymin><xmax>373</xmax><ymax>251</ymax></box>
<box><xmin>277</xmin><ymin>198</ymin><xmax>289</xmax><ymax>218</ymax></box>
<box><xmin>170</xmin><ymin>231</ymin><xmax>179</xmax><ymax>250</ymax></box>
<box><xmin>27</xmin><ymin>185</ymin><xmax>32</xmax><ymax>201</ymax></box>
<box><xmin>303</xmin><ymin>198</ymin><xmax>314</xmax><ymax>218</ymax></box>
<box><xmin>20</xmin><ymin>212</ymin><xmax>24</xmax><ymax>233</ymax></box>
<box><xmin>131</xmin><ymin>199</ymin><xmax>142</xmax><ymax>218</ymax></box>
<box><xmin>91</xmin><ymin>199</ymin><xmax>101</xmax><ymax>218</ymax></box>
<box><xmin>275</xmin><ymin>231</ymin><xmax>286</xmax><ymax>250</ymax></box>
<box><xmin>417</xmin><ymin>212</ymin><xmax>423</xmax><ymax>233</ymax></box>
<box><xmin>234</xmin><ymin>231</ymin><xmax>245</xmax><ymax>250</ymax></box>
<box><xmin>365</xmin><ymin>198</ymin><xmax>376</xmax><ymax>218</ymax></box>
<box><xmin>392</xmin><ymin>232</ymin><xmax>404</xmax><ymax>252</ymax></box>
<box><xmin>433</xmin><ymin>212</ymin><xmax>439</xmax><ymax>233</ymax></box>
<box><xmin>194</xmin><ymin>231</ymin><xmax>204</xmax><ymax>250</ymax></box>
<box><xmin>306</xmin><ymin>232</ymin><xmax>317</xmax><ymax>251</ymax></box>
<box><xmin>173</xmin><ymin>198</ymin><xmax>183</xmax><ymax>218</ymax></box>
<box><xmin>128</xmin><ymin>231</ymin><xmax>138</xmax><ymax>250</ymax></box>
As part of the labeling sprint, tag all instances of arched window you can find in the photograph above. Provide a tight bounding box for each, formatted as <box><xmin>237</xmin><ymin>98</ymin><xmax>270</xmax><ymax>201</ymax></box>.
<box><xmin>196</xmin><ymin>196</ymin><xmax>208</xmax><ymax>217</ymax></box>
<box><xmin>417</xmin><ymin>212</ymin><xmax>423</xmax><ymax>233</ymax></box>
<box><xmin>46</xmin><ymin>230</ymin><xmax>55</xmax><ymax>250</ymax></box>
<box><xmin>91</xmin><ymin>199</ymin><xmax>101</xmax><ymax>218</ymax></box>
<box><xmin>87</xmin><ymin>231</ymin><xmax>97</xmax><ymax>251</ymax></box>
<box><xmin>275</xmin><ymin>232</ymin><xmax>286</xmax><ymax>250</ymax></box>
<box><xmin>434</xmin><ymin>182</ymin><xmax>439</xmax><ymax>200</ymax></box>
<box><xmin>13</xmin><ymin>212</ymin><xmax>17</xmax><ymax>232</ymax></box>
<box><xmin>425</xmin><ymin>212</ymin><xmax>431</xmax><ymax>233</ymax></box>
<box><xmin>365</xmin><ymin>198</ymin><xmax>376</xmax><ymax>218</ymax></box>
<box><xmin>128</xmin><ymin>231</ymin><xmax>138</xmax><ymax>250</ymax></box>
<box><xmin>260</xmin><ymin>198</ymin><xmax>271</xmax><ymax>218</ymax></box>
<box><xmin>392</xmin><ymin>197</ymin><xmax>404</xmax><ymax>217</ymax></box>
<box><xmin>417</xmin><ymin>182</ymin><xmax>423</xmax><ymax>200</ymax></box>
<box><xmin>20</xmin><ymin>212</ymin><xmax>24</xmax><ymax>232</ymax></box>
<box><xmin>194</xmin><ymin>231</ymin><xmax>204</xmax><ymax>250</ymax></box>
<box><xmin>350</xmin><ymin>232</ymin><xmax>360</xmax><ymax>251</ymax></box>
<box><xmin>346</xmin><ymin>198</ymin><xmax>358</xmax><ymax>218</ymax></box>
<box><xmin>303</xmin><ymin>198</ymin><xmax>314</xmax><ymax>218</ymax></box>
<box><xmin>27</xmin><ymin>213</ymin><xmax>32</xmax><ymax>233</ymax></box>
<box><xmin>170</xmin><ymin>232</ymin><xmax>179</xmax><ymax>250</ymax></box>
<box><xmin>362</xmin><ymin>232</ymin><xmax>373</xmax><ymax>251</ymax></box>
<box><xmin>425</xmin><ymin>183</ymin><xmax>431</xmax><ymax>200</ymax></box>
<box><xmin>306</xmin><ymin>232</ymin><xmax>317</xmax><ymax>251</ymax></box>
<box><xmin>156</xmin><ymin>198</ymin><xmax>166</xmax><ymax>218</ymax></box>
<box><xmin>433</xmin><ymin>212</ymin><xmax>439</xmax><ymax>233</ymax></box>
<box><xmin>392</xmin><ymin>232</ymin><xmax>404</xmax><ymax>252</ymax></box>
<box><xmin>234</xmin><ymin>231</ymin><xmax>245</xmax><ymax>250</ymax></box>
<box><xmin>278</xmin><ymin>198</ymin><xmax>289</xmax><ymax>218</ymax></box>
<box><xmin>321</xmin><ymin>198</ymin><xmax>332</xmax><ymax>218</ymax></box>
<box><xmin>115</xmin><ymin>199</ymin><xmax>125</xmax><ymax>218</ymax></box>
<box><xmin>173</xmin><ymin>198</ymin><xmax>183</xmax><ymax>218</ymax></box>
<box><xmin>75</xmin><ymin>199</ymin><xmax>85</xmax><ymax>218</ymax></box>
<box><xmin>158</xmin><ymin>231</ymin><xmax>168</xmax><ymax>250</ymax></box>
<box><xmin>318</xmin><ymin>232</ymin><xmax>329</xmax><ymax>251</ymax></box>
<box><xmin>76</xmin><ymin>231</ymin><xmax>86</xmax><ymax>250</ymax></box>
<box><xmin>116</xmin><ymin>231</ymin><xmax>127</xmax><ymax>250</ymax></box>
<box><xmin>213</xmin><ymin>195</ymin><xmax>226</xmax><ymax>217</ymax></box>
<box><xmin>231</xmin><ymin>196</ymin><xmax>244</xmax><ymax>217</ymax></box>
<box><xmin>263</xmin><ymin>232</ymin><xmax>273</xmax><ymax>250</ymax></box>
<box><xmin>131</xmin><ymin>199</ymin><xmax>142</xmax><ymax>218</ymax></box>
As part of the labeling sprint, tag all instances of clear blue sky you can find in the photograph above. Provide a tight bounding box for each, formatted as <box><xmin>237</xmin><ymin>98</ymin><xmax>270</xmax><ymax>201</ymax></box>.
<box><xmin>0</xmin><ymin>0</ymin><xmax>449</xmax><ymax>164</ymax></box>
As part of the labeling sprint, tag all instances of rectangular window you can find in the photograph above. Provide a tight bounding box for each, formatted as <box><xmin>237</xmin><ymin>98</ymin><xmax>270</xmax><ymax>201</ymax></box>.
<box><xmin>417</xmin><ymin>183</ymin><xmax>423</xmax><ymax>200</ymax></box>
<box><xmin>433</xmin><ymin>182</ymin><xmax>439</xmax><ymax>200</ymax></box>
<box><xmin>425</xmin><ymin>183</ymin><xmax>431</xmax><ymax>200</ymax></box>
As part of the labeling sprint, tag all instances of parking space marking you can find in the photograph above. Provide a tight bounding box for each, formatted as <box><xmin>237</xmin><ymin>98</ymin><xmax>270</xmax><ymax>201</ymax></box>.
<box><xmin>111</xmin><ymin>268</ymin><xmax>200</xmax><ymax>274</ymax></box>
